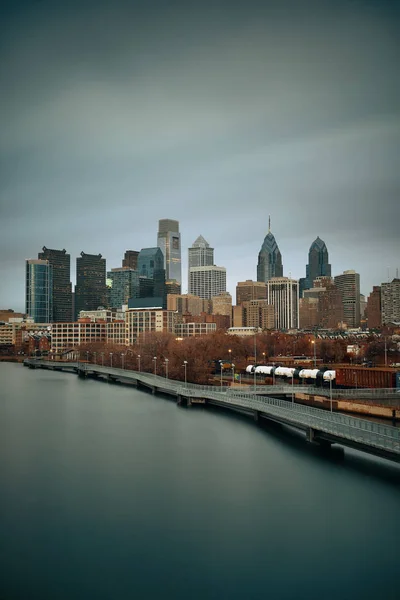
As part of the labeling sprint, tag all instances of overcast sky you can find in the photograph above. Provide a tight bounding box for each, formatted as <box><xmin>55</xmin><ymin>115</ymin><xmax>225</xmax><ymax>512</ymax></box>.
<box><xmin>1</xmin><ymin>0</ymin><xmax>399</xmax><ymax>311</ymax></box>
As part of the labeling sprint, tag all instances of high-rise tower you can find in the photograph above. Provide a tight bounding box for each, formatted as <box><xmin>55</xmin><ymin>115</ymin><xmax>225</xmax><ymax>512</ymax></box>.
<box><xmin>157</xmin><ymin>219</ymin><xmax>181</xmax><ymax>285</ymax></box>
<box><xmin>75</xmin><ymin>252</ymin><xmax>107</xmax><ymax>319</ymax></box>
<box><xmin>26</xmin><ymin>259</ymin><xmax>53</xmax><ymax>323</ymax></box>
<box><xmin>257</xmin><ymin>217</ymin><xmax>283</xmax><ymax>283</ymax></box>
<box><xmin>303</xmin><ymin>237</ymin><xmax>331</xmax><ymax>293</ymax></box>
<box><xmin>334</xmin><ymin>270</ymin><xmax>360</xmax><ymax>328</ymax></box>
<box><xmin>38</xmin><ymin>247</ymin><xmax>72</xmax><ymax>322</ymax></box>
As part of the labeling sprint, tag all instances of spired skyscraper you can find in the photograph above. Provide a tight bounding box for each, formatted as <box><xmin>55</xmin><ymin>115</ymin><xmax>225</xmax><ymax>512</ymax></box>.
<box><xmin>157</xmin><ymin>219</ymin><xmax>181</xmax><ymax>286</ymax></box>
<box><xmin>302</xmin><ymin>237</ymin><xmax>331</xmax><ymax>294</ymax></box>
<box><xmin>257</xmin><ymin>217</ymin><xmax>283</xmax><ymax>283</ymax></box>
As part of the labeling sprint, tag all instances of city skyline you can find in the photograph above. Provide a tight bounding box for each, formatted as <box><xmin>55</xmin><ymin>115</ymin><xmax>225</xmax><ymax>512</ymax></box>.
<box><xmin>1</xmin><ymin>0</ymin><xmax>399</xmax><ymax>310</ymax></box>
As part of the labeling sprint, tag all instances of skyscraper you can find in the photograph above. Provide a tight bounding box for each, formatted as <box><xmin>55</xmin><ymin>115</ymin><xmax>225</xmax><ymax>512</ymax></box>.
<box><xmin>303</xmin><ymin>237</ymin><xmax>331</xmax><ymax>294</ymax></box>
<box><xmin>189</xmin><ymin>266</ymin><xmax>226</xmax><ymax>299</ymax></box>
<box><xmin>138</xmin><ymin>247</ymin><xmax>166</xmax><ymax>305</ymax></box>
<box><xmin>38</xmin><ymin>247</ymin><xmax>72</xmax><ymax>322</ymax></box>
<box><xmin>236</xmin><ymin>280</ymin><xmax>267</xmax><ymax>305</ymax></box>
<box><xmin>266</xmin><ymin>277</ymin><xmax>299</xmax><ymax>330</ymax></box>
<box><xmin>26</xmin><ymin>259</ymin><xmax>53</xmax><ymax>323</ymax></box>
<box><xmin>257</xmin><ymin>218</ymin><xmax>283</xmax><ymax>283</ymax></box>
<box><xmin>122</xmin><ymin>250</ymin><xmax>139</xmax><ymax>270</ymax></box>
<box><xmin>381</xmin><ymin>279</ymin><xmax>400</xmax><ymax>325</ymax></box>
<box><xmin>107</xmin><ymin>268</ymin><xmax>140</xmax><ymax>309</ymax></box>
<box><xmin>188</xmin><ymin>235</ymin><xmax>214</xmax><ymax>269</ymax></box>
<box><xmin>366</xmin><ymin>286</ymin><xmax>382</xmax><ymax>329</ymax></box>
<box><xmin>157</xmin><ymin>219</ymin><xmax>181</xmax><ymax>285</ymax></box>
<box><xmin>75</xmin><ymin>252</ymin><xmax>107</xmax><ymax>318</ymax></box>
<box><xmin>334</xmin><ymin>270</ymin><xmax>360</xmax><ymax>328</ymax></box>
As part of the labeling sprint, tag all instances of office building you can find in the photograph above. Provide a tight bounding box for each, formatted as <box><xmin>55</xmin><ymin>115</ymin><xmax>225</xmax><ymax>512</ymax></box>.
<box><xmin>75</xmin><ymin>252</ymin><xmax>107</xmax><ymax>319</ymax></box>
<box><xmin>266</xmin><ymin>277</ymin><xmax>299</xmax><ymax>330</ymax></box>
<box><xmin>107</xmin><ymin>268</ymin><xmax>140</xmax><ymax>309</ymax></box>
<box><xmin>366</xmin><ymin>286</ymin><xmax>382</xmax><ymax>329</ymax></box>
<box><xmin>302</xmin><ymin>277</ymin><xmax>344</xmax><ymax>329</ymax></box>
<box><xmin>175</xmin><ymin>322</ymin><xmax>217</xmax><ymax>338</ymax></box>
<box><xmin>38</xmin><ymin>247</ymin><xmax>72</xmax><ymax>322</ymax></box>
<box><xmin>381</xmin><ymin>279</ymin><xmax>400</xmax><ymax>325</ymax></box>
<box><xmin>334</xmin><ymin>270</ymin><xmax>361</xmax><ymax>328</ymax></box>
<box><xmin>257</xmin><ymin>218</ymin><xmax>283</xmax><ymax>283</ymax></box>
<box><xmin>302</xmin><ymin>237</ymin><xmax>331</xmax><ymax>294</ymax></box>
<box><xmin>167</xmin><ymin>294</ymin><xmax>210</xmax><ymax>315</ymax></box>
<box><xmin>157</xmin><ymin>219</ymin><xmax>181</xmax><ymax>285</ymax></box>
<box><xmin>138</xmin><ymin>247</ymin><xmax>166</xmax><ymax>305</ymax></box>
<box><xmin>26</xmin><ymin>259</ymin><xmax>53</xmax><ymax>323</ymax></box>
<box><xmin>188</xmin><ymin>235</ymin><xmax>214</xmax><ymax>270</ymax></box>
<box><xmin>236</xmin><ymin>280</ymin><xmax>267</xmax><ymax>305</ymax></box>
<box><xmin>211</xmin><ymin>292</ymin><xmax>232</xmax><ymax>324</ymax></box>
<box><xmin>241</xmin><ymin>299</ymin><xmax>275</xmax><ymax>330</ymax></box>
<box><xmin>165</xmin><ymin>280</ymin><xmax>181</xmax><ymax>296</ymax></box>
<box><xmin>189</xmin><ymin>266</ymin><xmax>226</xmax><ymax>299</ymax></box>
<box><xmin>126</xmin><ymin>308</ymin><xmax>176</xmax><ymax>344</ymax></box>
<box><xmin>122</xmin><ymin>250</ymin><xmax>139</xmax><ymax>270</ymax></box>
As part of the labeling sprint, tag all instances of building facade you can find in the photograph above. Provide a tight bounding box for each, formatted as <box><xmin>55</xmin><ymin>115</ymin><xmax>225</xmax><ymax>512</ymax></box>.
<box><xmin>107</xmin><ymin>268</ymin><xmax>140</xmax><ymax>309</ymax></box>
<box><xmin>381</xmin><ymin>279</ymin><xmax>400</xmax><ymax>325</ymax></box>
<box><xmin>236</xmin><ymin>280</ymin><xmax>267</xmax><ymax>305</ymax></box>
<box><xmin>366</xmin><ymin>286</ymin><xmax>382</xmax><ymax>329</ymax></box>
<box><xmin>167</xmin><ymin>294</ymin><xmax>210</xmax><ymax>315</ymax></box>
<box><xmin>26</xmin><ymin>259</ymin><xmax>53</xmax><ymax>323</ymax></box>
<box><xmin>175</xmin><ymin>322</ymin><xmax>216</xmax><ymax>338</ymax></box>
<box><xmin>189</xmin><ymin>266</ymin><xmax>226</xmax><ymax>299</ymax></box>
<box><xmin>334</xmin><ymin>270</ymin><xmax>360</xmax><ymax>328</ymax></box>
<box><xmin>157</xmin><ymin>219</ymin><xmax>181</xmax><ymax>285</ymax></box>
<box><xmin>257</xmin><ymin>220</ymin><xmax>283</xmax><ymax>283</ymax></box>
<box><xmin>38</xmin><ymin>247</ymin><xmax>72</xmax><ymax>322</ymax></box>
<box><xmin>266</xmin><ymin>277</ymin><xmax>299</xmax><ymax>330</ymax></box>
<box><xmin>126</xmin><ymin>308</ymin><xmax>176</xmax><ymax>344</ymax></box>
<box><xmin>75</xmin><ymin>252</ymin><xmax>107</xmax><ymax>319</ymax></box>
<box><xmin>188</xmin><ymin>235</ymin><xmax>214</xmax><ymax>270</ymax></box>
<box><xmin>242</xmin><ymin>299</ymin><xmax>274</xmax><ymax>330</ymax></box>
<box><xmin>122</xmin><ymin>250</ymin><xmax>139</xmax><ymax>270</ymax></box>
<box><xmin>211</xmin><ymin>292</ymin><xmax>232</xmax><ymax>325</ymax></box>
<box><xmin>302</xmin><ymin>237</ymin><xmax>331</xmax><ymax>294</ymax></box>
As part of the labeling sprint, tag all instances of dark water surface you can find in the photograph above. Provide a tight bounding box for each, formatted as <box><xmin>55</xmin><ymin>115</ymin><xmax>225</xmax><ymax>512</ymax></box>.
<box><xmin>1</xmin><ymin>363</ymin><xmax>399</xmax><ymax>600</ymax></box>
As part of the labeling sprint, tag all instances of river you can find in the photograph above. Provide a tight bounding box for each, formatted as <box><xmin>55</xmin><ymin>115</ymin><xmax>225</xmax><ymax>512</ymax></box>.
<box><xmin>0</xmin><ymin>363</ymin><xmax>399</xmax><ymax>600</ymax></box>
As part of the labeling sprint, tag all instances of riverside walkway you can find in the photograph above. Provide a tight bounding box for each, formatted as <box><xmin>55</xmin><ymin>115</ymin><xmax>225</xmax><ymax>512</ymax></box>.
<box><xmin>24</xmin><ymin>359</ymin><xmax>400</xmax><ymax>464</ymax></box>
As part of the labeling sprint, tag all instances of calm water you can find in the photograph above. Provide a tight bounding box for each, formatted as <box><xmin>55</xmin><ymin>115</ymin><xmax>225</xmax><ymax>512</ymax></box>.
<box><xmin>1</xmin><ymin>363</ymin><xmax>399</xmax><ymax>600</ymax></box>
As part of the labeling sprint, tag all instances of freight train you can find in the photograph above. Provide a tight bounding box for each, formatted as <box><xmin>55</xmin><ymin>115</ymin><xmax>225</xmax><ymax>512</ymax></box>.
<box><xmin>245</xmin><ymin>365</ymin><xmax>400</xmax><ymax>389</ymax></box>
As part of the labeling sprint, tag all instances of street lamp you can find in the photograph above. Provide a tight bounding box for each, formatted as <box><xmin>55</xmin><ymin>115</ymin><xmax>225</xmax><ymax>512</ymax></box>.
<box><xmin>262</xmin><ymin>352</ymin><xmax>266</xmax><ymax>364</ymax></box>
<box><xmin>165</xmin><ymin>358</ymin><xmax>169</xmax><ymax>379</ymax></box>
<box><xmin>326</xmin><ymin>371</ymin><xmax>334</xmax><ymax>412</ymax></box>
<box><xmin>183</xmin><ymin>360</ymin><xmax>188</xmax><ymax>387</ymax></box>
<box><xmin>291</xmin><ymin>371</ymin><xmax>294</xmax><ymax>405</ymax></box>
<box><xmin>311</xmin><ymin>339</ymin><xmax>316</xmax><ymax>368</ymax></box>
<box><xmin>110</xmin><ymin>352</ymin><xmax>113</xmax><ymax>368</ymax></box>
<box><xmin>253</xmin><ymin>328</ymin><xmax>257</xmax><ymax>391</ymax></box>
<box><xmin>101</xmin><ymin>352</ymin><xmax>104</xmax><ymax>367</ymax></box>
<box><xmin>121</xmin><ymin>353</ymin><xmax>125</xmax><ymax>370</ymax></box>
<box><xmin>232</xmin><ymin>363</ymin><xmax>235</xmax><ymax>385</ymax></box>
<box><xmin>137</xmin><ymin>354</ymin><xmax>141</xmax><ymax>372</ymax></box>
<box><xmin>86</xmin><ymin>351</ymin><xmax>89</xmax><ymax>363</ymax></box>
<box><xmin>219</xmin><ymin>361</ymin><xmax>223</xmax><ymax>388</ymax></box>
<box><xmin>153</xmin><ymin>356</ymin><xmax>157</xmax><ymax>376</ymax></box>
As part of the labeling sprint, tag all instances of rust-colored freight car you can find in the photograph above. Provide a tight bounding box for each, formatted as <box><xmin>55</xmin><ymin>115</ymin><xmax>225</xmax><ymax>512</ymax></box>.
<box><xmin>335</xmin><ymin>367</ymin><xmax>398</xmax><ymax>389</ymax></box>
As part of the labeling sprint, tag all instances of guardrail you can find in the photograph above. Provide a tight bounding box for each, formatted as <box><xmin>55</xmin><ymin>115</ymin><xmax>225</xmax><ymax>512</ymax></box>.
<box><xmin>24</xmin><ymin>359</ymin><xmax>400</xmax><ymax>458</ymax></box>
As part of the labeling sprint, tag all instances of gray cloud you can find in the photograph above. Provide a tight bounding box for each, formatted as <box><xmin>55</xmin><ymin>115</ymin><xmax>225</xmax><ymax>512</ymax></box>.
<box><xmin>1</xmin><ymin>0</ymin><xmax>399</xmax><ymax>310</ymax></box>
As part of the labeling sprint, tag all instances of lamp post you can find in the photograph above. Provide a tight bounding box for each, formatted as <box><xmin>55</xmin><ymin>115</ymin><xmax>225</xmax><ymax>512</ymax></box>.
<box><xmin>183</xmin><ymin>360</ymin><xmax>188</xmax><ymax>387</ymax></box>
<box><xmin>384</xmin><ymin>338</ymin><xmax>388</xmax><ymax>366</ymax></box>
<box><xmin>165</xmin><ymin>358</ymin><xmax>169</xmax><ymax>379</ymax></box>
<box><xmin>121</xmin><ymin>353</ymin><xmax>125</xmax><ymax>370</ymax></box>
<box><xmin>219</xmin><ymin>361</ymin><xmax>223</xmax><ymax>388</ymax></box>
<box><xmin>101</xmin><ymin>352</ymin><xmax>104</xmax><ymax>367</ymax></box>
<box><xmin>232</xmin><ymin>363</ymin><xmax>235</xmax><ymax>385</ymax></box>
<box><xmin>311</xmin><ymin>339</ymin><xmax>316</xmax><ymax>368</ymax></box>
<box><xmin>153</xmin><ymin>356</ymin><xmax>157</xmax><ymax>376</ymax></box>
<box><xmin>94</xmin><ymin>352</ymin><xmax>97</xmax><ymax>364</ymax></box>
<box><xmin>291</xmin><ymin>372</ymin><xmax>294</xmax><ymax>406</ymax></box>
<box><xmin>262</xmin><ymin>352</ymin><xmax>266</xmax><ymax>364</ymax></box>
<box><xmin>330</xmin><ymin>375</ymin><xmax>333</xmax><ymax>412</ymax></box>
<box><xmin>86</xmin><ymin>351</ymin><xmax>89</xmax><ymax>363</ymax></box>
<box><xmin>110</xmin><ymin>352</ymin><xmax>113</xmax><ymax>368</ymax></box>
<box><xmin>137</xmin><ymin>354</ymin><xmax>141</xmax><ymax>372</ymax></box>
<box><xmin>254</xmin><ymin>327</ymin><xmax>257</xmax><ymax>391</ymax></box>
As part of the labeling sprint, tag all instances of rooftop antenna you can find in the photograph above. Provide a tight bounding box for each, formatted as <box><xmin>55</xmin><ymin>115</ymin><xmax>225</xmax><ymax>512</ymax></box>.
<box><xmin>268</xmin><ymin>215</ymin><xmax>271</xmax><ymax>233</ymax></box>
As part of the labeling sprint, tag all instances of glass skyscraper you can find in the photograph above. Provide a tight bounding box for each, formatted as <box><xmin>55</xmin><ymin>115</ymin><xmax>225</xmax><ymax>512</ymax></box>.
<box><xmin>257</xmin><ymin>220</ymin><xmax>283</xmax><ymax>283</ymax></box>
<box><xmin>26</xmin><ymin>259</ymin><xmax>53</xmax><ymax>323</ymax></box>
<box><xmin>138</xmin><ymin>247</ymin><xmax>166</xmax><ymax>306</ymax></box>
<box><xmin>107</xmin><ymin>268</ymin><xmax>140</xmax><ymax>309</ymax></box>
<box><xmin>38</xmin><ymin>247</ymin><xmax>72</xmax><ymax>322</ymax></box>
<box><xmin>157</xmin><ymin>219</ymin><xmax>181</xmax><ymax>286</ymax></box>
<box><xmin>304</xmin><ymin>237</ymin><xmax>331</xmax><ymax>292</ymax></box>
